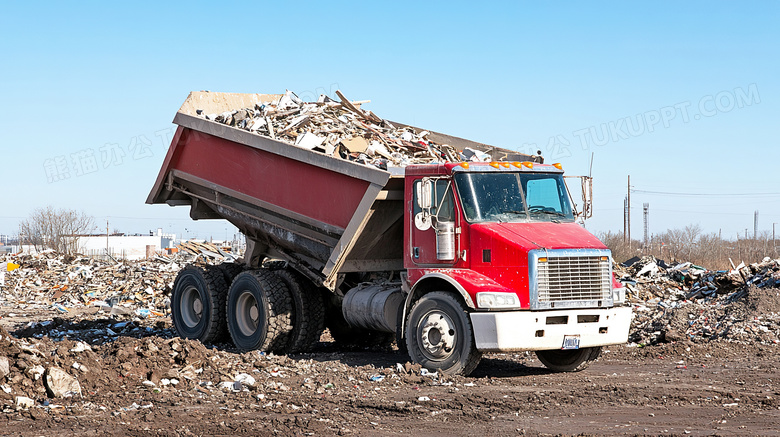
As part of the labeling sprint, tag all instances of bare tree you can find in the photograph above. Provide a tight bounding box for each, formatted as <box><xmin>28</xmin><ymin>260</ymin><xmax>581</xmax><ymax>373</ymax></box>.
<box><xmin>601</xmin><ymin>222</ymin><xmax>780</xmax><ymax>270</ymax></box>
<box><xmin>18</xmin><ymin>207</ymin><xmax>95</xmax><ymax>255</ymax></box>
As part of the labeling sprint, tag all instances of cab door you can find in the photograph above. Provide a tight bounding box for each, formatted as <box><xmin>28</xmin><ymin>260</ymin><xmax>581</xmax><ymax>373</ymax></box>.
<box><xmin>410</xmin><ymin>178</ymin><xmax>458</xmax><ymax>266</ymax></box>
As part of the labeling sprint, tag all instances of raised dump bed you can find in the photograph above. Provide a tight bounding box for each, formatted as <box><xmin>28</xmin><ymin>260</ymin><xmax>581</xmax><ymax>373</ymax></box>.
<box><xmin>147</xmin><ymin>91</ymin><xmax>530</xmax><ymax>289</ymax></box>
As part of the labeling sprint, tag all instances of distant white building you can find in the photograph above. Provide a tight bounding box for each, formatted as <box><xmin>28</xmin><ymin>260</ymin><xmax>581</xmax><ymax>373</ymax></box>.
<box><xmin>77</xmin><ymin>228</ymin><xmax>176</xmax><ymax>260</ymax></box>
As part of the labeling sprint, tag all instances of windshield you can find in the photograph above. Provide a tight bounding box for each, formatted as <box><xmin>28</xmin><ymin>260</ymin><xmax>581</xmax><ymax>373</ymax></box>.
<box><xmin>453</xmin><ymin>172</ymin><xmax>575</xmax><ymax>223</ymax></box>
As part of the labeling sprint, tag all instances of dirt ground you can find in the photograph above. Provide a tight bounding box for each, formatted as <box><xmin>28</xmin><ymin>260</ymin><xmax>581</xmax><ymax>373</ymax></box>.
<box><xmin>1</xmin><ymin>305</ymin><xmax>779</xmax><ymax>437</ymax></box>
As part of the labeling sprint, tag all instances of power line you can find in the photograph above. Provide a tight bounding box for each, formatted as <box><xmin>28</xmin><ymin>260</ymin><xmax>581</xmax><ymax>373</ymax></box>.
<box><xmin>631</xmin><ymin>189</ymin><xmax>780</xmax><ymax>197</ymax></box>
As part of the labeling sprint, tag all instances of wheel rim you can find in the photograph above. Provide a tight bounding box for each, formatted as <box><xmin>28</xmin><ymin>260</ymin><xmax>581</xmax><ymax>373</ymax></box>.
<box><xmin>236</xmin><ymin>290</ymin><xmax>260</xmax><ymax>337</ymax></box>
<box><xmin>417</xmin><ymin>310</ymin><xmax>457</xmax><ymax>361</ymax></box>
<box><xmin>180</xmin><ymin>285</ymin><xmax>203</xmax><ymax>329</ymax></box>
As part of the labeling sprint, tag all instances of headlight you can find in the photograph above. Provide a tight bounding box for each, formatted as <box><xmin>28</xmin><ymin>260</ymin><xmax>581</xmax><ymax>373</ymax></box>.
<box><xmin>476</xmin><ymin>292</ymin><xmax>520</xmax><ymax>309</ymax></box>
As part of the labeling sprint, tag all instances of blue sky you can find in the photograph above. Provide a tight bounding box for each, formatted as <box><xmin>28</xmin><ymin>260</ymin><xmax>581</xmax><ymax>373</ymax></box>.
<box><xmin>1</xmin><ymin>2</ymin><xmax>778</xmax><ymax>241</ymax></box>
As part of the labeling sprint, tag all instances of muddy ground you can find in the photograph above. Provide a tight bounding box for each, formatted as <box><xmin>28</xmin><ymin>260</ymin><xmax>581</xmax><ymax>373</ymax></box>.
<box><xmin>0</xmin><ymin>305</ymin><xmax>778</xmax><ymax>437</ymax></box>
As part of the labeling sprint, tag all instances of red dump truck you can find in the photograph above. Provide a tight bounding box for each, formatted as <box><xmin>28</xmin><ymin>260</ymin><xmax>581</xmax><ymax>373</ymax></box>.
<box><xmin>147</xmin><ymin>91</ymin><xmax>631</xmax><ymax>375</ymax></box>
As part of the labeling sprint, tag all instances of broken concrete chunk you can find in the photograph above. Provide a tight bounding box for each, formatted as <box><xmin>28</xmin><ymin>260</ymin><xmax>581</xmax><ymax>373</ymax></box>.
<box><xmin>45</xmin><ymin>367</ymin><xmax>82</xmax><ymax>398</ymax></box>
<box><xmin>0</xmin><ymin>356</ymin><xmax>9</xmax><ymax>378</ymax></box>
<box><xmin>15</xmin><ymin>396</ymin><xmax>34</xmax><ymax>410</ymax></box>
<box><xmin>26</xmin><ymin>365</ymin><xmax>45</xmax><ymax>381</ymax></box>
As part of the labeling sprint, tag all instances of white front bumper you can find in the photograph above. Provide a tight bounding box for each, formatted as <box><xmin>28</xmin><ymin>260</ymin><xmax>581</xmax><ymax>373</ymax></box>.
<box><xmin>470</xmin><ymin>306</ymin><xmax>633</xmax><ymax>352</ymax></box>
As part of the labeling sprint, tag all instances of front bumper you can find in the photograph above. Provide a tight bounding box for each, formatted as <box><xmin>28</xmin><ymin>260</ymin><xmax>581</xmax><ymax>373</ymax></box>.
<box><xmin>470</xmin><ymin>306</ymin><xmax>632</xmax><ymax>352</ymax></box>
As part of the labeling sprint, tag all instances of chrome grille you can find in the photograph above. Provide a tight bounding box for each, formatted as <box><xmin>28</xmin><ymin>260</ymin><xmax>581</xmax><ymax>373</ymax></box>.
<box><xmin>537</xmin><ymin>256</ymin><xmax>611</xmax><ymax>302</ymax></box>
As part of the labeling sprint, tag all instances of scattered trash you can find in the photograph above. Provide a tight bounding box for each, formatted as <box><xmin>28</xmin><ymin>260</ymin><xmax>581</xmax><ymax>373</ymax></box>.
<box><xmin>235</xmin><ymin>373</ymin><xmax>256</xmax><ymax>388</ymax></box>
<box><xmin>69</xmin><ymin>342</ymin><xmax>92</xmax><ymax>353</ymax></box>
<box><xmin>420</xmin><ymin>368</ymin><xmax>438</xmax><ymax>378</ymax></box>
<box><xmin>218</xmin><ymin>381</ymin><xmax>242</xmax><ymax>392</ymax></box>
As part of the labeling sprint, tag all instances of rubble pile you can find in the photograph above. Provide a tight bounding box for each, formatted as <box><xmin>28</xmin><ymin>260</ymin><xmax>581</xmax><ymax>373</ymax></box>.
<box><xmin>619</xmin><ymin>256</ymin><xmax>780</xmax><ymax>346</ymax></box>
<box><xmin>198</xmin><ymin>90</ymin><xmax>502</xmax><ymax>170</ymax></box>
<box><xmin>177</xmin><ymin>240</ymin><xmax>238</xmax><ymax>263</ymax></box>
<box><xmin>0</xmin><ymin>245</ymin><xmax>235</xmax><ymax>320</ymax></box>
<box><xmin>0</xmin><ymin>318</ymin><xmax>464</xmax><ymax>419</ymax></box>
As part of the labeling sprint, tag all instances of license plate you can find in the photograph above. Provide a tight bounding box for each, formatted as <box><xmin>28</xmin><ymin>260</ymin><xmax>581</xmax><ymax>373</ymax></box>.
<box><xmin>562</xmin><ymin>335</ymin><xmax>580</xmax><ymax>350</ymax></box>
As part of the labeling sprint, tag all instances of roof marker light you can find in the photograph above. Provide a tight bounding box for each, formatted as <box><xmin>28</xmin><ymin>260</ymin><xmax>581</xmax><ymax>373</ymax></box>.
<box><xmin>553</xmin><ymin>163</ymin><xmax>563</xmax><ymax>170</ymax></box>
<box><xmin>511</xmin><ymin>162</ymin><xmax>523</xmax><ymax>168</ymax></box>
<box><xmin>489</xmin><ymin>162</ymin><xmax>501</xmax><ymax>169</ymax></box>
<box><xmin>501</xmin><ymin>162</ymin><xmax>510</xmax><ymax>168</ymax></box>
<box><xmin>521</xmin><ymin>161</ymin><xmax>534</xmax><ymax>169</ymax></box>
<box><xmin>459</xmin><ymin>162</ymin><xmax>470</xmax><ymax>169</ymax></box>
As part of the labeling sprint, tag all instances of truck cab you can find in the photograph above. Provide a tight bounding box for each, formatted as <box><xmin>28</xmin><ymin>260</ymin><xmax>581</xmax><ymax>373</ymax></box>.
<box><xmin>400</xmin><ymin>161</ymin><xmax>631</xmax><ymax>374</ymax></box>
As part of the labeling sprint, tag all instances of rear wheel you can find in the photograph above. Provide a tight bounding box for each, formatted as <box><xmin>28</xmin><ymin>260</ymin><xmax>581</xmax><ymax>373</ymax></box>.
<box><xmin>405</xmin><ymin>291</ymin><xmax>482</xmax><ymax>376</ymax></box>
<box><xmin>171</xmin><ymin>265</ymin><xmax>228</xmax><ymax>343</ymax></box>
<box><xmin>217</xmin><ymin>262</ymin><xmax>246</xmax><ymax>285</ymax></box>
<box><xmin>227</xmin><ymin>270</ymin><xmax>293</xmax><ymax>352</ymax></box>
<box><xmin>272</xmin><ymin>269</ymin><xmax>325</xmax><ymax>353</ymax></box>
<box><xmin>535</xmin><ymin>346</ymin><xmax>601</xmax><ymax>372</ymax></box>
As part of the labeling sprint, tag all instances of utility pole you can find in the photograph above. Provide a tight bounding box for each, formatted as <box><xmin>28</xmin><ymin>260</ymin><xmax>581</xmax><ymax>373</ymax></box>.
<box><xmin>643</xmin><ymin>203</ymin><xmax>649</xmax><ymax>246</ymax></box>
<box><xmin>106</xmin><ymin>220</ymin><xmax>110</xmax><ymax>259</ymax></box>
<box><xmin>623</xmin><ymin>197</ymin><xmax>628</xmax><ymax>242</ymax></box>
<box><xmin>627</xmin><ymin>175</ymin><xmax>631</xmax><ymax>245</ymax></box>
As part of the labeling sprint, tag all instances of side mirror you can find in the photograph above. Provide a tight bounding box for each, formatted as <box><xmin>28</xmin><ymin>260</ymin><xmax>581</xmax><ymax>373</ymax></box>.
<box><xmin>580</xmin><ymin>176</ymin><xmax>593</xmax><ymax>219</ymax></box>
<box><xmin>564</xmin><ymin>176</ymin><xmax>593</xmax><ymax>220</ymax></box>
<box><xmin>416</xmin><ymin>178</ymin><xmax>434</xmax><ymax>210</ymax></box>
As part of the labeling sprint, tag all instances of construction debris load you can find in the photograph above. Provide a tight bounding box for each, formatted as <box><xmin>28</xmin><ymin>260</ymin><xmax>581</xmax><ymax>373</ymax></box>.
<box><xmin>197</xmin><ymin>90</ymin><xmax>503</xmax><ymax>170</ymax></box>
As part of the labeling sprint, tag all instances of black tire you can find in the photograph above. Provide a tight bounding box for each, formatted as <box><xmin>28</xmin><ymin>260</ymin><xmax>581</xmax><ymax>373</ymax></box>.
<box><xmin>535</xmin><ymin>346</ymin><xmax>602</xmax><ymax>372</ymax></box>
<box><xmin>326</xmin><ymin>304</ymin><xmax>395</xmax><ymax>349</ymax></box>
<box><xmin>405</xmin><ymin>291</ymin><xmax>481</xmax><ymax>376</ymax></box>
<box><xmin>272</xmin><ymin>269</ymin><xmax>325</xmax><ymax>353</ymax></box>
<box><xmin>226</xmin><ymin>270</ymin><xmax>293</xmax><ymax>352</ymax></box>
<box><xmin>171</xmin><ymin>265</ymin><xmax>228</xmax><ymax>343</ymax></box>
<box><xmin>217</xmin><ymin>262</ymin><xmax>246</xmax><ymax>285</ymax></box>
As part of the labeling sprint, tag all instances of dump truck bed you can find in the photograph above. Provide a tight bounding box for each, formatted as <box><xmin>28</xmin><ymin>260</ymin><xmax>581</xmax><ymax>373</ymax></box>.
<box><xmin>147</xmin><ymin>91</ymin><xmax>536</xmax><ymax>289</ymax></box>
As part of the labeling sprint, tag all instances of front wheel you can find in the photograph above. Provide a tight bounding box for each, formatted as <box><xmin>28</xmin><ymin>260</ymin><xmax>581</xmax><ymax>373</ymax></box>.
<box><xmin>535</xmin><ymin>346</ymin><xmax>601</xmax><ymax>372</ymax></box>
<box><xmin>405</xmin><ymin>292</ymin><xmax>482</xmax><ymax>376</ymax></box>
